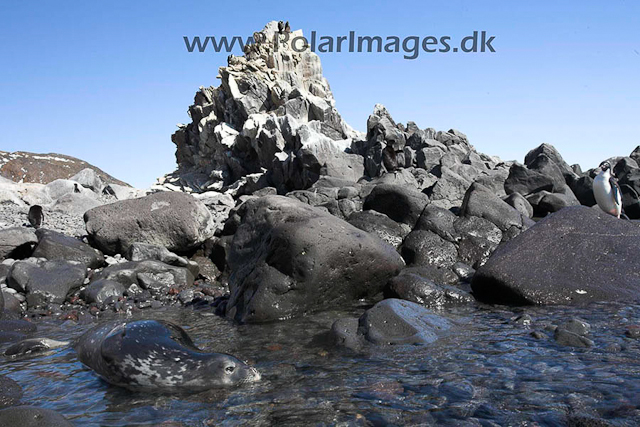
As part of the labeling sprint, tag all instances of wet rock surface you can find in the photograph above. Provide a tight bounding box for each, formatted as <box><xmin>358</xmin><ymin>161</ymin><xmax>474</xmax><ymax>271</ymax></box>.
<box><xmin>331</xmin><ymin>299</ymin><xmax>453</xmax><ymax>350</ymax></box>
<box><xmin>0</xmin><ymin>405</ymin><xmax>73</xmax><ymax>427</ymax></box>
<box><xmin>0</xmin><ymin>375</ymin><xmax>22</xmax><ymax>408</ymax></box>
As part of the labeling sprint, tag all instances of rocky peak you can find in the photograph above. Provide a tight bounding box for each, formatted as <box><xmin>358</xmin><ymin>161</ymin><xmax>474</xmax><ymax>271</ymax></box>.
<box><xmin>162</xmin><ymin>21</ymin><xmax>508</xmax><ymax>203</ymax></box>
<box><xmin>168</xmin><ymin>21</ymin><xmax>361</xmax><ymax>194</ymax></box>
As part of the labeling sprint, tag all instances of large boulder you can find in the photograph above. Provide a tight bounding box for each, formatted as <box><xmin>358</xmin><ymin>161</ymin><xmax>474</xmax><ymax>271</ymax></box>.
<box><xmin>524</xmin><ymin>144</ymin><xmax>578</xmax><ymax>187</ymax></box>
<box><xmin>70</xmin><ymin>168</ymin><xmax>104</xmax><ymax>192</ymax></box>
<box><xmin>226</xmin><ymin>196</ymin><xmax>405</xmax><ymax>323</ymax></box>
<box><xmin>428</xmin><ymin>167</ymin><xmax>472</xmax><ymax>210</ymax></box>
<box><xmin>504</xmin><ymin>163</ymin><xmax>559</xmax><ymax>196</ymax></box>
<box><xmin>571</xmin><ymin>175</ymin><xmax>596</xmax><ymax>206</ymax></box>
<box><xmin>460</xmin><ymin>182</ymin><xmax>533</xmax><ymax>239</ymax></box>
<box><xmin>413</xmin><ymin>204</ymin><xmax>458</xmax><ymax>243</ymax></box>
<box><xmin>363</xmin><ymin>184</ymin><xmax>429</xmax><ymax>228</ymax></box>
<box><xmin>84</xmin><ymin>191</ymin><xmax>215</xmax><ymax>255</ymax></box>
<box><xmin>51</xmin><ymin>192</ymin><xmax>103</xmax><ymax>216</ymax></box>
<box><xmin>7</xmin><ymin>259</ymin><xmax>86</xmax><ymax>307</ymax></box>
<box><xmin>472</xmin><ymin>206</ymin><xmax>640</xmax><ymax>305</ymax></box>
<box><xmin>32</xmin><ymin>229</ymin><xmax>103</xmax><ymax>269</ymax></box>
<box><xmin>0</xmin><ymin>228</ymin><xmax>37</xmax><ymax>260</ymax></box>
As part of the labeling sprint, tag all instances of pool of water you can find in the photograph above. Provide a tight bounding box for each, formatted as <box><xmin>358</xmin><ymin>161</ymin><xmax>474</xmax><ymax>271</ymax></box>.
<box><xmin>1</xmin><ymin>301</ymin><xmax>639</xmax><ymax>426</ymax></box>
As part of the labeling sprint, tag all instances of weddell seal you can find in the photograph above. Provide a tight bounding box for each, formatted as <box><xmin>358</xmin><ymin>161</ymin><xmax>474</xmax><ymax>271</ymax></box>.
<box><xmin>74</xmin><ymin>320</ymin><xmax>261</xmax><ymax>391</ymax></box>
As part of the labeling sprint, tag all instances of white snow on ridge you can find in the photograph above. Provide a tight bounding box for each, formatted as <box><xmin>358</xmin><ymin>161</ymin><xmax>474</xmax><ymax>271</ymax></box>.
<box><xmin>31</xmin><ymin>155</ymin><xmax>76</xmax><ymax>163</ymax></box>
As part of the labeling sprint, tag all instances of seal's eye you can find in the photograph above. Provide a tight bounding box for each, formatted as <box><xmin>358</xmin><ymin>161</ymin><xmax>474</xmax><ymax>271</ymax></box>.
<box><xmin>225</xmin><ymin>365</ymin><xmax>235</xmax><ymax>374</ymax></box>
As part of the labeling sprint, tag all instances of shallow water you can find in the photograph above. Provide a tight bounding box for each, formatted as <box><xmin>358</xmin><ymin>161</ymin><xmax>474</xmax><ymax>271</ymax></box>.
<box><xmin>1</xmin><ymin>301</ymin><xmax>639</xmax><ymax>426</ymax></box>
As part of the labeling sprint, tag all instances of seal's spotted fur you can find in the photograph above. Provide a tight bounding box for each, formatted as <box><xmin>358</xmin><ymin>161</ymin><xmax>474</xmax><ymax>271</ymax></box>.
<box><xmin>74</xmin><ymin>320</ymin><xmax>260</xmax><ymax>391</ymax></box>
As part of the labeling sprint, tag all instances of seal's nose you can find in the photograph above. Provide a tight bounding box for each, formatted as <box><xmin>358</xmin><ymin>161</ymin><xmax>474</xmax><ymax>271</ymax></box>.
<box><xmin>250</xmin><ymin>366</ymin><xmax>261</xmax><ymax>381</ymax></box>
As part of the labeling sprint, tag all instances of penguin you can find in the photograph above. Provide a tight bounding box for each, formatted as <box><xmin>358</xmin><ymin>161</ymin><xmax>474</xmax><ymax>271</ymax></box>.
<box><xmin>278</xmin><ymin>21</ymin><xmax>284</xmax><ymax>33</ymax></box>
<box><xmin>593</xmin><ymin>161</ymin><xmax>623</xmax><ymax>218</ymax></box>
<box><xmin>284</xmin><ymin>21</ymin><xmax>291</xmax><ymax>33</ymax></box>
<box><xmin>28</xmin><ymin>205</ymin><xmax>44</xmax><ymax>229</ymax></box>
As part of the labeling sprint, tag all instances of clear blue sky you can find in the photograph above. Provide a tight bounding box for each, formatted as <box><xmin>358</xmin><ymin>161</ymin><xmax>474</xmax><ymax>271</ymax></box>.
<box><xmin>1</xmin><ymin>1</ymin><xmax>639</xmax><ymax>188</ymax></box>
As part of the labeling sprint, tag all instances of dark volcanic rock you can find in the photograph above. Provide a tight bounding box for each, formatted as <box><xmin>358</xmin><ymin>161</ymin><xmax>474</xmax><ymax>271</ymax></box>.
<box><xmin>525</xmin><ymin>147</ymin><xmax>576</xmax><ymax>187</ymax></box>
<box><xmin>0</xmin><ymin>290</ymin><xmax>19</xmax><ymax>314</ymax></box>
<box><xmin>330</xmin><ymin>317</ymin><xmax>363</xmax><ymax>350</ymax></box>
<box><xmin>452</xmin><ymin>262</ymin><xmax>475</xmax><ymax>281</ymax></box>
<box><xmin>84</xmin><ymin>191</ymin><xmax>215</xmax><ymax>255</ymax></box>
<box><xmin>503</xmin><ymin>193</ymin><xmax>534</xmax><ymax>218</ymax></box>
<box><xmin>571</xmin><ymin>175</ymin><xmax>596</xmax><ymax>207</ymax></box>
<box><xmin>460</xmin><ymin>182</ymin><xmax>533</xmax><ymax>239</ymax></box>
<box><xmin>347</xmin><ymin>210</ymin><xmax>410</xmax><ymax>249</ymax></box>
<box><xmin>428</xmin><ymin>167</ymin><xmax>472</xmax><ymax>209</ymax></box>
<box><xmin>399</xmin><ymin>230</ymin><xmax>458</xmax><ymax>269</ymax></box>
<box><xmin>363</xmin><ymin>184</ymin><xmax>429</xmax><ymax>228</ymax></box>
<box><xmin>454</xmin><ymin>216</ymin><xmax>502</xmax><ymax>268</ymax></box>
<box><xmin>414</xmin><ymin>204</ymin><xmax>458</xmax><ymax>242</ymax></box>
<box><xmin>472</xmin><ymin>206</ymin><xmax>640</xmax><ymax>305</ymax></box>
<box><xmin>359</xmin><ymin>299</ymin><xmax>452</xmax><ymax>345</ymax></box>
<box><xmin>80</xmin><ymin>279</ymin><xmax>126</xmax><ymax>304</ymax></box>
<box><xmin>526</xmin><ymin>186</ymin><xmax>580</xmax><ymax>216</ymax></box>
<box><xmin>554</xmin><ymin>329</ymin><xmax>594</xmax><ymax>348</ymax></box>
<box><xmin>524</xmin><ymin>144</ymin><xmax>576</xmax><ymax>185</ymax></box>
<box><xmin>504</xmin><ymin>163</ymin><xmax>556</xmax><ymax>196</ymax></box>
<box><xmin>32</xmin><ymin>229</ymin><xmax>103</xmax><ymax>268</ymax></box>
<box><xmin>7</xmin><ymin>260</ymin><xmax>86</xmax><ymax>307</ymax></box>
<box><xmin>226</xmin><ymin>196</ymin><xmax>405</xmax><ymax>323</ymax></box>
<box><xmin>0</xmin><ymin>406</ymin><xmax>73</xmax><ymax>427</ymax></box>
<box><xmin>93</xmin><ymin>260</ymin><xmax>194</xmax><ymax>294</ymax></box>
<box><xmin>620</xmin><ymin>183</ymin><xmax>640</xmax><ymax>219</ymax></box>
<box><xmin>126</xmin><ymin>242</ymin><xmax>199</xmax><ymax>277</ymax></box>
<box><xmin>385</xmin><ymin>268</ymin><xmax>474</xmax><ymax>308</ymax></box>
<box><xmin>0</xmin><ymin>375</ymin><xmax>22</xmax><ymax>409</ymax></box>
<box><xmin>0</xmin><ymin>228</ymin><xmax>37</xmax><ymax>261</ymax></box>
<box><xmin>331</xmin><ymin>299</ymin><xmax>452</xmax><ymax>350</ymax></box>
<box><xmin>0</xmin><ymin>284</ymin><xmax>4</xmax><ymax>316</ymax></box>
<box><xmin>558</xmin><ymin>318</ymin><xmax>591</xmax><ymax>336</ymax></box>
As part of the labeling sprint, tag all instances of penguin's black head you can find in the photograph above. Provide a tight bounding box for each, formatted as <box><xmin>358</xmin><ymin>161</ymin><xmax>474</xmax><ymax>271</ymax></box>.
<box><xmin>599</xmin><ymin>161</ymin><xmax>611</xmax><ymax>171</ymax></box>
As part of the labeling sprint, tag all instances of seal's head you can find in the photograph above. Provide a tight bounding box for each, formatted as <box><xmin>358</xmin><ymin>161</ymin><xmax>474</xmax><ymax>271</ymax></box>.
<box><xmin>205</xmin><ymin>354</ymin><xmax>261</xmax><ymax>387</ymax></box>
